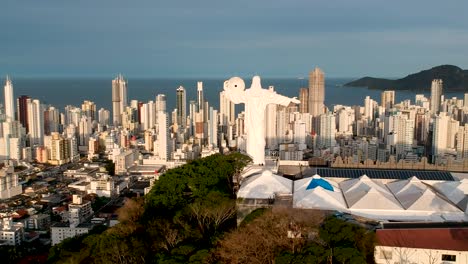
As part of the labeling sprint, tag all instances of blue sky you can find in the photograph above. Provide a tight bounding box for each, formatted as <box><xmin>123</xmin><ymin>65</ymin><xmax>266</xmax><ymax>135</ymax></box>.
<box><xmin>1</xmin><ymin>0</ymin><xmax>468</xmax><ymax>78</ymax></box>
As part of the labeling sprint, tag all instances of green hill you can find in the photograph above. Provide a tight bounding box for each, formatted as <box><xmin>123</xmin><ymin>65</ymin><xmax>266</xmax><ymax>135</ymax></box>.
<box><xmin>345</xmin><ymin>65</ymin><xmax>468</xmax><ymax>91</ymax></box>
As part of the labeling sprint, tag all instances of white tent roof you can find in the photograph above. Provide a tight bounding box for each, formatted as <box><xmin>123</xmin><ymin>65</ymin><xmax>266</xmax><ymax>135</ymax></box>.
<box><xmin>339</xmin><ymin>175</ymin><xmax>403</xmax><ymax>210</ymax></box>
<box><xmin>387</xmin><ymin>176</ymin><xmax>427</xmax><ymax>209</ymax></box>
<box><xmin>237</xmin><ymin>170</ymin><xmax>292</xmax><ymax>199</ymax></box>
<box><xmin>387</xmin><ymin>177</ymin><xmax>461</xmax><ymax>212</ymax></box>
<box><xmin>293</xmin><ymin>175</ymin><xmax>347</xmax><ymax>211</ymax></box>
<box><xmin>432</xmin><ymin>179</ymin><xmax>468</xmax><ymax>211</ymax></box>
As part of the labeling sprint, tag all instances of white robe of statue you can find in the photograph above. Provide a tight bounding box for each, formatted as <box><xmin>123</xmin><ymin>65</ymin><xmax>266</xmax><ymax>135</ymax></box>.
<box><xmin>223</xmin><ymin>76</ymin><xmax>300</xmax><ymax>165</ymax></box>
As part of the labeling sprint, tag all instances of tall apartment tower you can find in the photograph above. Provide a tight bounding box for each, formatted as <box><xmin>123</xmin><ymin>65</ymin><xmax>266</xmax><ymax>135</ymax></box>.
<box><xmin>27</xmin><ymin>98</ymin><xmax>44</xmax><ymax>146</ymax></box>
<box><xmin>197</xmin><ymin>81</ymin><xmax>204</xmax><ymax>113</ymax></box>
<box><xmin>81</xmin><ymin>100</ymin><xmax>96</xmax><ymax>121</ymax></box>
<box><xmin>430</xmin><ymin>79</ymin><xmax>443</xmax><ymax>115</ymax></box>
<box><xmin>219</xmin><ymin>91</ymin><xmax>235</xmax><ymax>127</ymax></box>
<box><xmin>112</xmin><ymin>74</ymin><xmax>127</xmax><ymax>126</ymax></box>
<box><xmin>381</xmin><ymin>90</ymin><xmax>395</xmax><ymax>110</ymax></box>
<box><xmin>155</xmin><ymin>111</ymin><xmax>170</xmax><ymax>161</ymax></box>
<box><xmin>432</xmin><ymin>112</ymin><xmax>450</xmax><ymax>163</ymax></box>
<box><xmin>176</xmin><ymin>86</ymin><xmax>186</xmax><ymax>128</ymax></box>
<box><xmin>299</xmin><ymin>88</ymin><xmax>309</xmax><ymax>114</ymax></box>
<box><xmin>17</xmin><ymin>95</ymin><xmax>30</xmax><ymax>133</ymax></box>
<box><xmin>4</xmin><ymin>76</ymin><xmax>14</xmax><ymax>122</ymax></box>
<box><xmin>155</xmin><ymin>94</ymin><xmax>166</xmax><ymax>113</ymax></box>
<box><xmin>308</xmin><ymin>67</ymin><xmax>325</xmax><ymax>117</ymax></box>
<box><xmin>4</xmin><ymin>75</ymin><xmax>15</xmax><ymax>122</ymax></box>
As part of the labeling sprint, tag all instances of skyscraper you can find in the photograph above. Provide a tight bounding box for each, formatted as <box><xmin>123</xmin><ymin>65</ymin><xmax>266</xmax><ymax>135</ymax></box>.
<box><xmin>81</xmin><ymin>100</ymin><xmax>96</xmax><ymax>121</ymax></box>
<box><xmin>432</xmin><ymin>112</ymin><xmax>450</xmax><ymax>163</ymax></box>
<box><xmin>299</xmin><ymin>88</ymin><xmax>309</xmax><ymax>114</ymax></box>
<box><xmin>381</xmin><ymin>90</ymin><xmax>395</xmax><ymax>110</ymax></box>
<box><xmin>219</xmin><ymin>91</ymin><xmax>235</xmax><ymax>127</ymax></box>
<box><xmin>197</xmin><ymin>81</ymin><xmax>204</xmax><ymax>113</ymax></box>
<box><xmin>176</xmin><ymin>86</ymin><xmax>186</xmax><ymax>128</ymax></box>
<box><xmin>112</xmin><ymin>74</ymin><xmax>127</xmax><ymax>126</ymax></box>
<box><xmin>27</xmin><ymin>98</ymin><xmax>44</xmax><ymax>146</ymax></box>
<box><xmin>318</xmin><ymin>112</ymin><xmax>336</xmax><ymax>148</ymax></box>
<box><xmin>430</xmin><ymin>79</ymin><xmax>443</xmax><ymax>115</ymax></box>
<box><xmin>155</xmin><ymin>94</ymin><xmax>166</xmax><ymax>112</ymax></box>
<box><xmin>17</xmin><ymin>95</ymin><xmax>30</xmax><ymax>133</ymax></box>
<box><xmin>4</xmin><ymin>76</ymin><xmax>14</xmax><ymax>122</ymax></box>
<box><xmin>155</xmin><ymin>111</ymin><xmax>170</xmax><ymax>161</ymax></box>
<box><xmin>308</xmin><ymin>67</ymin><xmax>325</xmax><ymax>118</ymax></box>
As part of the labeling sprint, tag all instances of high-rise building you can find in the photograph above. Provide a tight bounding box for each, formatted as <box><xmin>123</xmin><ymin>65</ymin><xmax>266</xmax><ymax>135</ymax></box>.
<box><xmin>98</xmin><ymin>108</ymin><xmax>110</xmax><ymax>127</ymax></box>
<box><xmin>364</xmin><ymin>96</ymin><xmax>375</xmax><ymax>121</ymax></box>
<box><xmin>265</xmin><ymin>104</ymin><xmax>277</xmax><ymax>150</ymax></box>
<box><xmin>464</xmin><ymin>93</ymin><xmax>468</xmax><ymax>108</ymax></box>
<box><xmin>219</xmin><ymin>91</ymin><xmax>235</xmax><ymax>127</ymax></box>
<box><xmin>308</xmin><ymin>67</ymin><xmax>325</xmax><ymax>118</ymax></box>
<box><xmin>155</xmin><ymin>94</ymin><xmax>166</xmax><ymax>112</ymax></box>
<box><xmin>44</xmin><ymin>106</ymin><xmax>60</xmax><ymax>135</ymax></box>
<box><xmin>208</xmin><ymin>107</ymin><xmax>218</xmax><ymax>147</ymax></box>
<box><xmin>430</xmin><ymin>79</ymin><xmax>443</xmax><ymax>115</ymax></box>
<box><xmin>155</xmin><ymin>111</ymin><xmax>170</xmax><ymax>160</ymax></box>
<box><xmin>318</xmin><ymin>112</ymin><xmax>336</xmax><ymax>148</ymax></box>
<box><xmin>414</xmin><ymin>110</ymin><xmax>430</xmax><ymax>145</ymax></box>
<box><xmin>197</xmin><ymin>81</ymin><xmax>204</xmax><ymax>113</ymax></box>
<box><xmin>64</xmin><ymin>105</ymin><xmax>82</xmax><ymax>127</ymax></box>
<box><xmin>27</xmin><ymin>99</ymin><xmax>44</xmax><ymax>146</ymax></box>
<box><xmin>81</xmin><ymin>100</ymin><xmax>96</xmax><ymax>121</ymax></box>
<box><xmin>140</xmin><ymin>101</ymin><xmax>155</xmax><ymax>131</ymax></box>
<box><xmin>381</xmin><ymin>90</ymin><xmax>395</xmax><ymax>110</ymax></box>
<box><xmin>176</xmin><ymin>86</ymin><xmax>186</xmax><ymax>128</ymax></box>
<box><xmin>432</xmin><ymin>112</ymin><xmax>450</xmax><ymax>163</ymax></box>
<box><xmin>457</xmin><ymin>124</ymin><xmax>468</xmax><ymax>160</ymax></box>
<box><xmin>45</xmin><ymin>132</ymin><xmax>72</xmax><ymax>165</ymax></box>
<box><xmin>393</xmin><ymin>115</ymin><xmax>414</xmax><ymax>160</ymax></box>
<box><xmin>17</xmin><ymin>95</ymin><xmax>30</xmax><ymax>133</ymax></box>
<box><xmin>299</xmin><ymin>88</ymin><xmax>309</xmax><ymax>114</ymax></box>
<box><xmin>4</xmin><ymin>76</ymin><xmax>14</xmax><ymax>122</ymax></box>
<box><xmin>112</xmin><ymin>74</ymin><xmax>127</xmax><ymax>126</ymax></box>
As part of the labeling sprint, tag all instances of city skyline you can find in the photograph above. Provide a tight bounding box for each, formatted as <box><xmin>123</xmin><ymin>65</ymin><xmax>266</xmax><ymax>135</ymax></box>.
<box><xmin>2</xmin><ymin>1</ymin><xmax>468</xmax><ymax>78</ymax></box>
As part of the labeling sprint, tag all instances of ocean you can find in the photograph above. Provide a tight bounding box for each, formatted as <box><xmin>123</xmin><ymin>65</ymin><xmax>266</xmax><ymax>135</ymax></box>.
<box><xmin>4</xmin><ymin>77</ymin><xmax>466</xmax><ymax>113</ymax></box>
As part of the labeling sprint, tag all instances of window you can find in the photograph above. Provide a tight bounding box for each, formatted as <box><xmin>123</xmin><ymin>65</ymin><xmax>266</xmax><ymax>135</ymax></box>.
<box><xmin>379</xmin><ymin>249</ymin><xmax>392</xmax><ymax>260</ymax></box>
<box><xmin>442</xmin><ymin>254</ymin><xmax>456</xmax><ymax>262</ymax></box>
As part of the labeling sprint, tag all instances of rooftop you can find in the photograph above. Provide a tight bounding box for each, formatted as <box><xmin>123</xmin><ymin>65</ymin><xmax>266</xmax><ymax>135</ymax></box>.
<box><xmin>377</xmin><ymin>228</ymin><xmax>468</xmax><ymax>251</ymax></box>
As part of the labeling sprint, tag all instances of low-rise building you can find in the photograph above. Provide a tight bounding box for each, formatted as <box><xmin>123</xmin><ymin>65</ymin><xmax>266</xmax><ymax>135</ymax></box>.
<box><xmin>375</xmin><ymin>227</ymin><xmax>468</xmax><ymax>264</ymax></box>
<box><xmin>0</xmin><ymin>166</ymin><xmax>22</xmax><ymax>199</ymax></box>
<box><xmin>51</xmin><ymin>223</ymin><xmax>94</xmax><ymax>246</ymax></box>
<box><xmin>68</xmin><ymin>195</ymin><xmax>93</xmax><ymax>228</ymax></box>
<box><xmin>25</xmin><ymin>214</ymin><xmax>51</xmax><ymax>230</ymax></box>
<box><xmin>0</xmin><ymin>217</ymin><xmax>24</xmax><ymax>246</ymax></box>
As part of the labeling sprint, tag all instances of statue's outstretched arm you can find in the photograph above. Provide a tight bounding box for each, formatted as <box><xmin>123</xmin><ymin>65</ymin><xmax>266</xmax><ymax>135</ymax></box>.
<box><xmin>267</xmin><ymin>92</ymin><xmax>300</xmax><ymax>106</ymax></box>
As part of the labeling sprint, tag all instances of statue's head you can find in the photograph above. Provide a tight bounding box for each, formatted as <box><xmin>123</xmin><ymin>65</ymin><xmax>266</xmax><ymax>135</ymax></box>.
<box><xmin>224</xmin><ymin>77</ymin><xmax>245</xmax><ymax>92</ymax></box>
<box><xmin>251</xmin><ymin>76</ymin><xmax>262</xmax><ymax>90</ymax></box>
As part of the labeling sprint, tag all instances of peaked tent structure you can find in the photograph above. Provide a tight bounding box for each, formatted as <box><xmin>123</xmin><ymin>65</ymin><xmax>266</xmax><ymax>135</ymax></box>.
<box><xmin>387</xmin><ymin>176</ymin><xmax>461</xmax><ymax>212</ymax></box>
<box><xmin>237</xmin><ymin>170</ymin><xmax>292</xmax><ymax>199</ymax></box>
<box><xmin>293</xmin><ymin>175</ymin><xmax>347</xmax><ymax>211</ymax></box>
<box><xmin>432</xmin><ymin>179</ymin><xmax>468</xmax><ymax>212</ymax></box>
<box><xmin>339</xmin><ymin>175</ymin><xmax>403</xmax><ymax>210</ymax></box>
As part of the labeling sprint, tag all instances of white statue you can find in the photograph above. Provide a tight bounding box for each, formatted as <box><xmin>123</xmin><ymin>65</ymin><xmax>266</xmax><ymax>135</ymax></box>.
<box><xmin>224</xmin><ymin>76</ymin><xmax>300</xmax><ymax>165</ymax></box>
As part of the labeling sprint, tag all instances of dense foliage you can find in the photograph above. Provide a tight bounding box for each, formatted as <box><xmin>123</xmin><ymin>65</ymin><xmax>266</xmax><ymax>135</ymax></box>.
<box><xmin>47</xmin><ymin>152</ymin><xmax>375</xmax><ymax>263</ymax></box>
<box><xmin>48</xmin><ymin>153</ymin><xmax>251</xmax><ymax>263</ymax></box>
<box><xmin>216</xmin><ymin>210</ymin><xmax>375</xmax><ymax>264</ymax></box>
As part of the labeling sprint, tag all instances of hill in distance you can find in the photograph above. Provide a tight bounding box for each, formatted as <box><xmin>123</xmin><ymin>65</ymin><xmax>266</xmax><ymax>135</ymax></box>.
<box><xmin>345</xmin><ymin>65</ymin><xmax>468</xmax><ymax>92</ymax></box>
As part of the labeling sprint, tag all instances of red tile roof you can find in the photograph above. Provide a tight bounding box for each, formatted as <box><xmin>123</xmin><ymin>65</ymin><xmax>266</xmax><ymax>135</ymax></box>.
<box><xmin>377</xmin><ymin>228</ymin><xmax>468</xmax><ymax>251</ymax></box>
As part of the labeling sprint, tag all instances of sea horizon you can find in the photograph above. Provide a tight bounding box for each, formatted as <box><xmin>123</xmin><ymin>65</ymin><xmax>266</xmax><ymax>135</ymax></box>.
<box><xmin>1</xmin><ymin>77</ymin><xmax>464</xmax><ymax>115</ymax></box>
